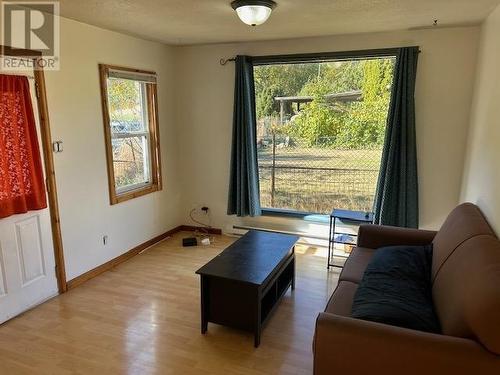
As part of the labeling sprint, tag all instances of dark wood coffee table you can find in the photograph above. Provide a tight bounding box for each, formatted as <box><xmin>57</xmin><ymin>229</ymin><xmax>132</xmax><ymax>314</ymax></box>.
<box><xmin>196</xmin><ymin>230</ymin><xmax>299</xmax><ymax>347</ymax></box>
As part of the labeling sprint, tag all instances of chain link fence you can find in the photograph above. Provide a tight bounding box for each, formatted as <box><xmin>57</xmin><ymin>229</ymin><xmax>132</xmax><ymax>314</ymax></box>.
<box><xmin>257</xmin><ymin>132</ymin><xmax>382</xmax><ymax>214</ymax></box>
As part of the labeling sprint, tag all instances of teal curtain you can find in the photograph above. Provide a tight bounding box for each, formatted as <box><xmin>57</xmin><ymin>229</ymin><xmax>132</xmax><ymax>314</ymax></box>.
<box><xmin>373</xmin><ymin>47</ymin><xmax>420</xmax><ymax>228</ymax></box>
<box><xmin>227</xmin><ymin>56</ymin><xmax>262</xmax><ymax>217</ymax></box>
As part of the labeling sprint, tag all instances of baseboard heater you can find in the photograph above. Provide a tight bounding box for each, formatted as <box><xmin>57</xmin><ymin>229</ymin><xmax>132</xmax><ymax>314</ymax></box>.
<box><xmin>231</xmin><ymin>224</ymin><xmax>329</xmax><ymax>243</ymax></box>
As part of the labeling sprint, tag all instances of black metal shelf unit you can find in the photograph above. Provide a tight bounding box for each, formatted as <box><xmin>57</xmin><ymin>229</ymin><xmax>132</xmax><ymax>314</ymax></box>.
<box><xmin>328</xmin><ymin>209</ymin><xmax>374</xmax><ymax>269</ymax></box>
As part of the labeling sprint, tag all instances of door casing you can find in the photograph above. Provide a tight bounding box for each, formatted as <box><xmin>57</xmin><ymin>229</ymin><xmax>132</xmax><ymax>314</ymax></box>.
<box><xmin>1</xmin><ymin>45</ymin><xmax>67</xmax><ymax>293</ymax></box>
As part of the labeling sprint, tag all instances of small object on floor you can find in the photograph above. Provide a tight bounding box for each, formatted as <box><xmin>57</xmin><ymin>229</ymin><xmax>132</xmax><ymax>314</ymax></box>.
<box><xmin>182</xmin><ymin>237</ymin><xmax>198</xmax><ymax>247</ymax></box>
<box><xmin>200</xmin><ymin>237</ymin><xmax>211</xmax><ymax>246</ymax></box>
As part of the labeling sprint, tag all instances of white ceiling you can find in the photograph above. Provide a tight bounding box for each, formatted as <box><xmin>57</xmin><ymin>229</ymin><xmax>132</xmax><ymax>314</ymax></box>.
<box><xmin>56</xmin><ymin>0</ymin><xmax>500</xmax><ymax>45</ymax></box>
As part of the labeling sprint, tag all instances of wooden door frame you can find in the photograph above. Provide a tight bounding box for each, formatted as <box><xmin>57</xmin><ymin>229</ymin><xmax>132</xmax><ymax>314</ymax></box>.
<box><xmin>1</xmin><ymin>45</ymin><xmax>67</xmax><ymax>293</ymax></box>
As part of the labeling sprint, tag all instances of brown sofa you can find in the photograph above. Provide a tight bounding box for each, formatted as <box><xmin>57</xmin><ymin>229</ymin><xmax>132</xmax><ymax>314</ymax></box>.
<box><xmin>314</xmin><ymin>203</ymin><xmax>500</xmax><ymax>374</ymax></box>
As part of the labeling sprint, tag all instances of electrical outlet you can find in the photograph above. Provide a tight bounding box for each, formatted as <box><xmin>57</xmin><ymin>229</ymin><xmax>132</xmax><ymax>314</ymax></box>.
<box><xmin>103</xmin><ymin>235</ymin><xmax>108</xmax><ymax>246</ymax></box>
<box><xmin>191</xmin><ymin>203</ymin><xmax>209</xmax><ymax>213</ymax></box>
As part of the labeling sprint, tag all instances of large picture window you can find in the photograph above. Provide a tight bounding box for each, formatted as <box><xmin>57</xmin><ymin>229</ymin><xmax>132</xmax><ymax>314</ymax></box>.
<box><xmin>254</xmin><ymin>55</ymin><xmax>396</xmax><ymax>214</ymax></box>
<box><xmin>99</xmin><ymin>64</ymin><xmax>161</xmax><ymax>204</ymax></box>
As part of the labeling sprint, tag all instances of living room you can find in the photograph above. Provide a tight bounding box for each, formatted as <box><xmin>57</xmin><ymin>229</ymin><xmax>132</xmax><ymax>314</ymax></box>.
<box><xmin>0</xmin><ymin>0</ymin><xmax>499</xmax><ymax>373</ymax></box>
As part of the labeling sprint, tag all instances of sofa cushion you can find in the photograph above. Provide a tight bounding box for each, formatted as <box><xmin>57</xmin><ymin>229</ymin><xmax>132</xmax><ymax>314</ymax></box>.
<box><xmin>339</xmin><ymin>247</ymin><xmax>375</xmax><ymax>283</ymax></box>
<box><xmin>432</xmin><ymin>203</ymin><xmax>494</xmax><ymax>281</ymax></box>
<box><xmin>351</xmin><ymin>245</ymin><xmax>441</xmax><ymax>333</ymax></box>
<box><xmin>357</xmin><ymin>224</ymin><xmax>437</xmax><ymax>249</ymax></box>
<box><xmin>432</xmin><ymin>235</ymin><xmax>500</xmax><ymax>354</ymax></box>
<box><xmin>325</xmin><ymin>280</ymin><xmax>358</xmax><ymax>317</ymax></box>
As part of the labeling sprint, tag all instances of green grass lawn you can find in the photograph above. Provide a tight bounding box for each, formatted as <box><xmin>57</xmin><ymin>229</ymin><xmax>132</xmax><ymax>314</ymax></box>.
<box><xmin>258</xmin><ymin>147</ymin><xmax>382</xmax><ymax>213</ymax></box>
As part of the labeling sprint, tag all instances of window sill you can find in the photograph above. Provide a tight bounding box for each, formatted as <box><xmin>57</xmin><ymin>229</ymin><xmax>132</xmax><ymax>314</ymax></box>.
<box><xmin>111</xmin><ymin>183</ymin><xmax>160</xmax><ymax>205</ymax></box>
<box><xmin>261</xmin><ymin>208</ymin><xmax>329</xmax><ymax>223</ymax></box>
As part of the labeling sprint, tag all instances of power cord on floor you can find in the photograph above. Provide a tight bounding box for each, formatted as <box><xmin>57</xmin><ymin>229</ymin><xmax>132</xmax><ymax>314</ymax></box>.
<box><xmin>189</xmin><ymin>207</ymin><xmax>215</xmax><ymax>245</ymax></box>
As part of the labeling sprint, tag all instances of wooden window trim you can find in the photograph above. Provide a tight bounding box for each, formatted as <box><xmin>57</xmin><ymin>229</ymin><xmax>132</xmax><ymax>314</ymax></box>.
<box><xmin>99</xmin><ymin>64</ymin><xmax>162</xmax><ymax>205</ymax></box>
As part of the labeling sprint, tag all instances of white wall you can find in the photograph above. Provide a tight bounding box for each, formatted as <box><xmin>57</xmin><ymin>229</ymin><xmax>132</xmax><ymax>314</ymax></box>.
<box><xmin>461</xmin><ymin>5</ymin><xmax>500</xmax><ymax>234</ymax></box>
<box><xmin>174</xmin><ymin>27</ymin><xmax>480</xmax><ymax>234</ymax></box>
<box><xmin>45</xmin><ymin>18</ymin><xmax>182</xmax><ymax>280</ymax></box>
<box><xmin>15</xmin><ymin>18</ymin><xmax>485</xmax><ymax>280</ymax></box>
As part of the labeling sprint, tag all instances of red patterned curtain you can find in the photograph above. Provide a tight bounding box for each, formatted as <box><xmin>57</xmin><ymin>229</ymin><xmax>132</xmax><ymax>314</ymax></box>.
<box><xmin>0</xmin><ymin>75</ymin><xmax>47</xmax><ymax>218</ymax></box>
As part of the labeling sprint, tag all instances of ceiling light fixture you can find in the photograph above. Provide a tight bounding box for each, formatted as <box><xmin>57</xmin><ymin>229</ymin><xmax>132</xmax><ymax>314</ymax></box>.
<box><xmin>231</xmin><ymin>0</ymin><xmax>277</xmax><ymax>26</ymax></box>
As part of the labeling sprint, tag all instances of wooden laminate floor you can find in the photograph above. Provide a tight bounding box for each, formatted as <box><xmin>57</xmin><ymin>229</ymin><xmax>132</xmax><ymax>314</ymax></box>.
<box><xmin>0</xmin><ymin>232</ymin><xmax>340</xmax><ymax>375</ymax></box>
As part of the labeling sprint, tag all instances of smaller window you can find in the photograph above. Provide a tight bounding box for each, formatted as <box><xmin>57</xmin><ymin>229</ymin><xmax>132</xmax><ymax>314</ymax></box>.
<box><xmin>99</xmin><ymin>64</ymin><xmax>162</xmax><ymax>204</ymax></box>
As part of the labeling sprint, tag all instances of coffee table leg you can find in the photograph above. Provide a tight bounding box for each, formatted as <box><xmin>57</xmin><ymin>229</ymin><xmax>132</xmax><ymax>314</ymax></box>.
<box><xmin>200</xmin><ymin>276</ymin><xmax>208</xmax><ymax>334</ymax></box>
<box><xmin>291</xmin><ymin>252</ymin><xmax>296</xmax><ymax>291</ymax></box>
<box><xmin>255</xmin><ymin>289</ymin><xmax>261</xmax><ymax>347</ymax></box>
<box><xmin>254</xmin><ymin>330</ymin><xmax>261</xmax><ymax>348</ymax></box>
<box><xmin>201</xmin><ymin>317</ymin><xmax>208</xmax><ymax>334</ymax></box>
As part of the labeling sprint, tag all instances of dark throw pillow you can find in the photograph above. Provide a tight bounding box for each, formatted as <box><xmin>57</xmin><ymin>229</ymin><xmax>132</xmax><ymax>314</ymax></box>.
<box><xmin>351</xmin><ymin>244</ymin><xmax>441</xmax><ymax>334</ymax></box>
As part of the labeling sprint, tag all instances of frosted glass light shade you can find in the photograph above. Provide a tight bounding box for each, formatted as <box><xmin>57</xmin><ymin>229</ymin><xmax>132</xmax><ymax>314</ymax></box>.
<box><xmin>231</xmin><ymin>0</ymin><xmax>277</xmax><ymax>26</ymax></box>
<box><xmin>235</xmin><ymin>5</ymin><xmax>273</xmax><ymax>26</ymax></box>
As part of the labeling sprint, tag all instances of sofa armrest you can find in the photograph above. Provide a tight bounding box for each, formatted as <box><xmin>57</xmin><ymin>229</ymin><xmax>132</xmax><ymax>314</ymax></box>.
<box><xmin>357</xmin><ymin>224</ymin><xmax>437</xmax><ymax>249</ymax></box>
<box><xmin>314</xmin><ymin>313</ymin><xmax>499</xmax><ymax>375</ymax></box>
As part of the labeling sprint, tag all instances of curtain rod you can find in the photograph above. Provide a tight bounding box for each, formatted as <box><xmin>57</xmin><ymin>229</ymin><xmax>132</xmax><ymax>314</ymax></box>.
<box><xmin>220</xmin><ymin>47</ymin><xmax>421</xmax><ymax>66</ymax></box>
<box><xmin>220</xmin><ymin>58</ymin><xmax>236</xmax><ymax>66</ymax></box>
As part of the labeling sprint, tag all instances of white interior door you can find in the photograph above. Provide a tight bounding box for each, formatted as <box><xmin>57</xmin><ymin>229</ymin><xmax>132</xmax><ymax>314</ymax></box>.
<box><xmin>0</xmin><ymin>70</ymin><xmax>58</xmax><ymax>324</ymax></box>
